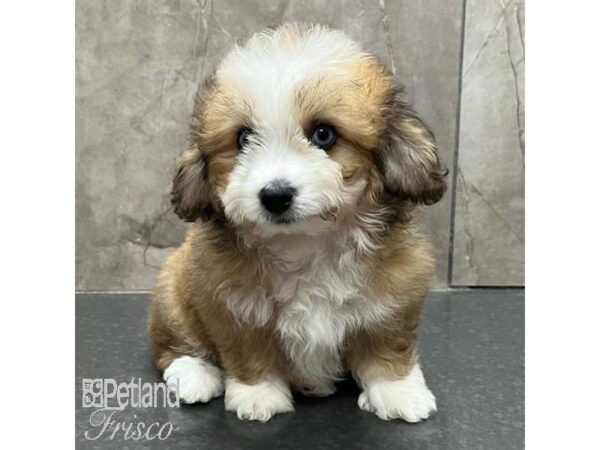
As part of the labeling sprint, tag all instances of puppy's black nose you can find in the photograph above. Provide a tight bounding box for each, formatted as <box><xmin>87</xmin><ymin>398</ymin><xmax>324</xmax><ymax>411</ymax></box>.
<box><xmin>259</xmin><ymin>183</ymin><xmax>297</xmax><ymax>215</ymax></box>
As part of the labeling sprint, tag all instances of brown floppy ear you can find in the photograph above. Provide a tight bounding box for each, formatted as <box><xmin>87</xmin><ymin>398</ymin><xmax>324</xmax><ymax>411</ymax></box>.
<box><xmin>378</xmin><ymin>94</ymin><xmax>448</xmax><ymax>205</ymax></box>
<box><xmin>170</xmin><ymin>147</ymin><xmax>212</xmax><ymax>222</ymax></box>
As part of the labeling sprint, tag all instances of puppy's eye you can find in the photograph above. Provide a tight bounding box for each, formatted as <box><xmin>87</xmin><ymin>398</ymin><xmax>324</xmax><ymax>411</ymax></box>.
<box><xmin>310</xmin><ymin>124</ymin><xmax>336</xmax><ymax>150</ymax></box>
<box><xmin>237</xmin><ymin>127</ymin><xmax>253</xmax><ymax>151</ymax></box>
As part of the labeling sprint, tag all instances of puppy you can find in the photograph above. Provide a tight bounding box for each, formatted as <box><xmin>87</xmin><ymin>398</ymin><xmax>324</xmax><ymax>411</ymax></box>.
<box><xmin>148</xmin><ymin>23</ymin><xmax>446</xmax><ymax>422</ymax></box>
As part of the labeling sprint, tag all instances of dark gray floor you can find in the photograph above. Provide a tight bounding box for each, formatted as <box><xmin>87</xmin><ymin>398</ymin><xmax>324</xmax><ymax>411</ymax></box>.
<box><xmin>76</xmin><ymin>289</ymin><xmax>524</xmax><ymax>450</ymax></box>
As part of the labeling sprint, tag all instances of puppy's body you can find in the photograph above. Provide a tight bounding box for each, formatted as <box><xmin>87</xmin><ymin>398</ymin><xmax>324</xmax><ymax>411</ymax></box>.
<box><xmin>148</xmin><ymin>24</ymin><xmax>446</xmax><ymax>422</ymax></box>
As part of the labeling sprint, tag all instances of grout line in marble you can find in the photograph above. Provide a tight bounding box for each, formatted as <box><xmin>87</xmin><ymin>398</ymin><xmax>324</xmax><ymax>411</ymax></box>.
<box><xmin>446</xmin><ymin>0</ymin><xmax>469</xmax><ymax>287</ymax></box>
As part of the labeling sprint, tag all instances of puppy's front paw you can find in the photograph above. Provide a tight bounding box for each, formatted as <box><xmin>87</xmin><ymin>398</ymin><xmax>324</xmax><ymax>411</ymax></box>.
<box><xmin>224</xmin><ymin>377</ymin><xmax>294</xmax><ymax>422</ymax></box>
<box><xmin>163</xmin><ymin>355</ymin><xmax>223</xmax><ymax>404</ymax></box>
<box><xmin>358</xmin><ymin>364</ymin><xmax>437</xmax><ymax>422</ymax></box>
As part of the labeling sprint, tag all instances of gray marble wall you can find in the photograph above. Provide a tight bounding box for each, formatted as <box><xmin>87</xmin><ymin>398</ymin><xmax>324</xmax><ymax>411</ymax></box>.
<box><xmin>76</xmin><ymin>0</ymin><xmax>524</xmax><ymax>291</ymax></box>
<box><xmin>451</xmin><ymin>0</ymin><xmax>525</xmax><ymax>286</ymax></box>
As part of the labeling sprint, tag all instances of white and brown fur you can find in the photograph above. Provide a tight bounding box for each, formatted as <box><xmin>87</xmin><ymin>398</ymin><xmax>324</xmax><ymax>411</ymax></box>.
<box><xmin>148</xmin><ymin>24</ymin><xmax>447</xmax><ymax>422</ymax></box>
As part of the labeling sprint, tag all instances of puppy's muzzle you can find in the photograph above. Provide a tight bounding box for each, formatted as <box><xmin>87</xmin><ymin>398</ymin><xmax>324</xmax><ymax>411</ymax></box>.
<box><xmin>259</xmin><ymin>180</ymin><xmax>297</xmax><ymax>216</ymax></box>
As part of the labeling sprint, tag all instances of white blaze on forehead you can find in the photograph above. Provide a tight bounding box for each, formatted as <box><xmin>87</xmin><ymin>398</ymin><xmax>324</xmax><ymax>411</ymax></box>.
<box><xmin>216</xmin><ymin>25</ymin><xmax>364</xmax><ymax>125</ymax></box>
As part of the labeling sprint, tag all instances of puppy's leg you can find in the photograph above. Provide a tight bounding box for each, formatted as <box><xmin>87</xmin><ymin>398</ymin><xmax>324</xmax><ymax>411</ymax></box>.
<box><xmin>148</xmin><ymin>310</ymin><xmax>224</xmax><ymax>405</ymax></box>
<box><xmin>355</xmin><ymin>362</ymin><xmax>436</xmax><ymax>423</ymax></box>
<box><xmin>148</xmin><ymin>310</ymin><xmax>223</xmax><ymax>404</ymax></box>
<box><xmin>346</xmin><ymin>314</ymin><xmax>436</xmax><ymax>422</ymax></box>
<box><xmin>162</xmin><ymin>355</ymin><xmax>223</xmax><ymax>404</ymax></box>
<box><xmin>148</xmin><ymin>251</ymin><xmax>223</xmax><ymax>404</ymax></box>
<box><xmin>224</xmin><ymin>376</ymin><xmax>294</xmax><ymax>422</ymax></box>
<box><xmin>218</xmin><ymin>328</ymin><xmax>294</xmax><ymax>422</ymax></box>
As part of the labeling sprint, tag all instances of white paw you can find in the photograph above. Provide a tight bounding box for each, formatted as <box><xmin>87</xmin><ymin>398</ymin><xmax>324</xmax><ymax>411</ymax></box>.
<box><xmin>163</xmin><ymin>355</ymin><xmax>223</xmax><ymax>404</ymax></box>
<box><xmin>358</xmin><ymin>364</ymin><xmax>437</xmax><ymax>422</ymax></box>
<box><xmin>224</xmin><ymin>377</ymin><xmax>294</xmax><ymax>422</ymax></box>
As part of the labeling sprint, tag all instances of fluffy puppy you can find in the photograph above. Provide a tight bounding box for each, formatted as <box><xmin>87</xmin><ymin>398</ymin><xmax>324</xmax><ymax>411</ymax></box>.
<box><xmin>148</xmin><ymin>23</ymin><xmax>447</xmax><ymax>423</ymax></box>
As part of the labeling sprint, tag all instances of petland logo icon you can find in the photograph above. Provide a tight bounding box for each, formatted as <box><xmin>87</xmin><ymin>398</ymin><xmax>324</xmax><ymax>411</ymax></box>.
<box><xmin>81</xmin><ymin>378</ymin><xmax>180</xmax><ymax>441</ymax></box>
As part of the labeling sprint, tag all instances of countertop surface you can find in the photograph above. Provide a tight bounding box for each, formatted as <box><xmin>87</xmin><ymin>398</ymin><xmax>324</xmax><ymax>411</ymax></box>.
<box><xmin>76</xmin><ymin>289</ymin><xmax>524</xmax><ymax>449</ymax></box>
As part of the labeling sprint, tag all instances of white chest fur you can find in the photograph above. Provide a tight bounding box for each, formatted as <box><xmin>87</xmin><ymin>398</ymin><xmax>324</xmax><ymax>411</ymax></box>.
<box><xmin>275</xmin><ymin>281</ymin><xmax>388</xmax><ymax>388</ymax></box>
<box><xmin>225</xmin><ymin>236</ymin><xmax>390</xmax><ymax>388</ymax></box>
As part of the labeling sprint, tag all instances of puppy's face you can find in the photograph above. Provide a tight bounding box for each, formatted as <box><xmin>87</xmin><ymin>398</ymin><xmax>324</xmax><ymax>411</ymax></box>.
<box><xmin>172</xmin><ymin>25</ymin><xmax>446</xmax><ymax>237</ymax></box>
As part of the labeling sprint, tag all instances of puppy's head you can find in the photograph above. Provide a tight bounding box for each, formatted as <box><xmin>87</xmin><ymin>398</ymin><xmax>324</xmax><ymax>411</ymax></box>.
<box><xmin>171</xmin><ymin>24</ymin><xmax>446</xmax><ymax>236</ymax></box>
